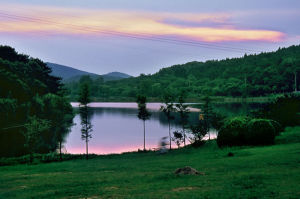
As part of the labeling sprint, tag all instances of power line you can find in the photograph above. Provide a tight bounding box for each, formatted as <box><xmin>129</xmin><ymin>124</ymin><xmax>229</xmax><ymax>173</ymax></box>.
<box><xmin>0</xmin><ymin>11</ymin><xmax>258</xmax><ymax>53</ymax></box>
<box><xmin>0</xmin><ymin>11</ymin><xmax>259</xmax><ymax>53</ymax></box>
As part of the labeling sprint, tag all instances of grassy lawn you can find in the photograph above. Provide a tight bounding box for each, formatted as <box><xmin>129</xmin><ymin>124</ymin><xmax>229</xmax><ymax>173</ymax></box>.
<box><xmin>1</xmin><ymin>127</ymin><xmax>300</xmax><ymax>199</ymax></box>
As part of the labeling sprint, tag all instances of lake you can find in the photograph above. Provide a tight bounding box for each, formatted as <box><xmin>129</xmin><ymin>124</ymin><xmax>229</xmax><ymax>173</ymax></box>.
<box><xmin>63</xmin><ymin>102</ymin><xmax>217</xmax><ymax>154</ymax></box>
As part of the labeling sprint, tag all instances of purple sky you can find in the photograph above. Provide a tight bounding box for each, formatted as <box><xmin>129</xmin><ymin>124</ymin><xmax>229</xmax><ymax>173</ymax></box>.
<box><xmin>0</xmin><ymin>0</ymin><xmax>299</xmax><ymax>76</ymax></box>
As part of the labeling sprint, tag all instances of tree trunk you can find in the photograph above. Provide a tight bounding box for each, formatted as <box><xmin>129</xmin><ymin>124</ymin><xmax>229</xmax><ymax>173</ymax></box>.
<box><xmin>168</xmin><ymin>121</ymin><xmax>171</xmax><ymax>150</ymax></box>
<box><xmin>29</xmin><ymin>152</ymin><xmax>33</xmax><ymax>164</ymax></box>
<box><xmin>183</xmin><ymin>125</ymin><xmax>186</xmax><ymax>146</ymax></box>
<box><xmin>86</xmin><ymin>137</ymin><xmax>88</xmax><ymax>160</ymax></box>
<box><xmin>143</xmin><ymin>120</ymin><xmax>146</xmax><ymax>151</ymax></box>
<box><xmin>85</xmin><ymin>108</ymin><xmax>89</xmax><ymax>160</ymax></box>
<box><xmin>59</xmin><ymin>141</ymin><xmax>62</xmax><ymax>161</ymax></box>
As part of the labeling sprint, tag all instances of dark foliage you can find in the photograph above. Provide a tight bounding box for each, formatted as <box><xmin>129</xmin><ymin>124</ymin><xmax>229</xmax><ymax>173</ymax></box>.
<box><xmin>227</xmin><ymin>152</ymin><xmax>234</xmax><ymax>157</ymax></box>
<box><xmin>189</xmin><ymin>120</ymin><xmax>208</xmax><ymax>147</ymax></box>
<box><xmin>0</xmin><ymin>45</ymin><xmax>73</xmax><ymax>157</ymax></box>
<box><xmin>245</xmin><ymin>119</ymin><xmax>276</xmax><ymax>145</ymax></box>
<box><xmin>172</xmin><ymin>131</ymin><xmax>183</xmax><ymax>148</ymax></box>
<box><xmin>217</xmin><ymin>117</ymin><xmax>250</xmax><ymax>147</ymax></box>
<box><xmin>255</xmin><ymin>94</ymin><xmax>300</xmax><ymax>128</ymax></box>
<box><xmin>217</xmin><ymin>117</ymin><xmax>278</xmax><ymax>147</ymax></box>
<box><xmin>137</xmin><ymin>95</ymin><xmax>151</xmax><ymax>121</ymax></box>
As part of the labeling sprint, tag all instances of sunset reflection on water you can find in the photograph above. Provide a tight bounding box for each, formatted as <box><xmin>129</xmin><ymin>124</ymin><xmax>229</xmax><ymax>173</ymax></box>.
<box><xmin>64</xmin><ymin>103</ymin><xmax>209</xmax><ymax>154</ymax></box>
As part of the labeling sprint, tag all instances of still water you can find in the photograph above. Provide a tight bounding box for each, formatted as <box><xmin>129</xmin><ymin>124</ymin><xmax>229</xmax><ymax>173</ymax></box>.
<box><xmin>64</xmin><ymin>103</ymin><xmax>216</xmax><ymax>154</ymax></box>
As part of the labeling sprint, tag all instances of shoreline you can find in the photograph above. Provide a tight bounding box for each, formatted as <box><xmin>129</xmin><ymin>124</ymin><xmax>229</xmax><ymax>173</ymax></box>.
<box><xmin>71</xmin><ymin>102</ymin><xmax>201</xmax><ymax>112</ymax></box>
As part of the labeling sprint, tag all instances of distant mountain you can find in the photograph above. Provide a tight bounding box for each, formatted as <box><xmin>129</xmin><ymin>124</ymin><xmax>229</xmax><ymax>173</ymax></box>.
<box><xmin>47</xmin><ymin>62</ymin><xmax>131</xmax><ymax>82</ymax></box>
<box><xmin>104</xmin><ymin>72</ymin><xmax>131</xmax><ymax>78</ymax></box>
<box><xmin>102</xmin><ymin>72</ymin><xmax>132</xmax><ymax>81</ymax></box>
<box><xmin>47</xmin><ymin>62</ymin><xmax>99</xmax><ymax>80</ymax></box>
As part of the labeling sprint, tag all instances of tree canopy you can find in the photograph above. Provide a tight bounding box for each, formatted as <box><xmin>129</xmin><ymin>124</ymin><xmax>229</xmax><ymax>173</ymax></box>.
<box><xmin>0</xmin><ymin>45</ymin><xmax>73</xmax><ymax>157</ymax></box>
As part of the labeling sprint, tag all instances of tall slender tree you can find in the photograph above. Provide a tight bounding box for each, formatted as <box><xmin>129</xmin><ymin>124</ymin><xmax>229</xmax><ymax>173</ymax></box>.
<box><xmin>202</xmin><ymin>96</ymin><xmax>213</xmax><ymax>140</ymax></box>
<box><xmin>136</xmin><ymin>95</ymin><xmax>151</xmax><ymax>151</ymax></box>
<box><xmin>78</xmin><ymin>83</ymin><xmax>92</xmax><ymax>160</ymax></box>
<box><xmin>175</xmin><ymin>93</ymin><xmax>190</xmax><ymax>146</ymax></box>
<box><xmin>160</xmin><ymin>94</ymin><xmax>176</xmax><ymax>150</ymax></box>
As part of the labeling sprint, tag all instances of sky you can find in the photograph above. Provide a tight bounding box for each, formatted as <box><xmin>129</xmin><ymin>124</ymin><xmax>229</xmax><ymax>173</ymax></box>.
<box><xmin>0</xmin><ymin>0</ymin><xmax>299</xmax><ymax>76</ymax></box>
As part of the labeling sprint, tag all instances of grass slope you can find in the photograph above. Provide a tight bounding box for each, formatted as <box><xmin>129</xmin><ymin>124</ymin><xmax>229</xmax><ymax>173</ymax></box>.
<box><xmin>1</xmin><ymin>128</ymin><xmax>300</xmax><ymax>199</ymax></box>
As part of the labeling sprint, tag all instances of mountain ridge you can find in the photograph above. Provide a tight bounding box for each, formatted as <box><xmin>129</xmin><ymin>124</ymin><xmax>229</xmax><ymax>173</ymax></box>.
<box><xmin>47</xmin><ymin>62</ymin><xmax>132</xmax><ymax>82</ymax></box>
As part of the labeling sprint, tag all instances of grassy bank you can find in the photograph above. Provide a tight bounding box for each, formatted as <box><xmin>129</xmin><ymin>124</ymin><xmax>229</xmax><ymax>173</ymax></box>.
<box><xmin>1</xmin><ymin>127</ymin><xmax>300</xmax><ymax>199</ymax></box>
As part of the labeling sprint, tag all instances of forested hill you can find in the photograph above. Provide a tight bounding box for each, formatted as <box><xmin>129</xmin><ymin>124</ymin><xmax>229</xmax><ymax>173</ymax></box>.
<box><xmin>66</xmin><ymin>45</ymin><xmax>300</xmax><ymax>101</ymax></box>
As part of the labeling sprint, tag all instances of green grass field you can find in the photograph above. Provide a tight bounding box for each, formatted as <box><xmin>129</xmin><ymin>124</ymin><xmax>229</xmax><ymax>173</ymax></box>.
<box><xmin>1</xmin><ymin>127</ymin><xmax>300</xmax><ymax>199</ymax></box>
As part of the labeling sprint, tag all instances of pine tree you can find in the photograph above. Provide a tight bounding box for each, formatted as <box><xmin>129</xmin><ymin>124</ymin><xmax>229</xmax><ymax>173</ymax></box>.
<box><xmin>137</xmin><ymin>95</ymin><xmax>151</xmax><ymax>151</ymax></box>
<box><xmin>78</xmin><ymin>83</ymin><xmax>92</xmax><ymax>160</ymax></box>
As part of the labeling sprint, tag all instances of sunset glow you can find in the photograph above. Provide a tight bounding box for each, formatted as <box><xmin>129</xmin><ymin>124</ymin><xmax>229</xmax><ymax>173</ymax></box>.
<box><xmin>0</xmin><ymin>4</ymin><xmax>284</xmax><ymax>42</ymax></box>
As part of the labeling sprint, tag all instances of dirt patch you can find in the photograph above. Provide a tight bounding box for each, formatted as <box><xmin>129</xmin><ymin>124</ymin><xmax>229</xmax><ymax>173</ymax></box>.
<box><xmin>174</xmin><ymin>166</ymin><xmax>205</xmax><ymax>175</ymax></box>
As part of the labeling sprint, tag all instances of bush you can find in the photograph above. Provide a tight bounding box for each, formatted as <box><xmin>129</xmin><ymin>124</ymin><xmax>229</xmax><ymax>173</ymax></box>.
<box><xmin>269</xmin><ymin>120</ymin><xmax>282</xmax><ymax>136</ymax></box>
<box><xmin>245</xmin><ymin>119</ymin><xmax>276</xmax><ymax>145</ymax></box>
<box><xmin>217</xmin><ymin>116</ymin><xmax>250</xmax><ymax>147</ymax></box>
<box><xmin>217</xmin><ymin>117</ymin><xmax>277</xmax><ymax>147</ymax></box>
<box><xmin>255</xmin><ymin>94</ymin><xmax>300</xmax><ymax>128</ymax></box>
<box><xmin>275</xmin><ymin>126</ymin><xmax>300</xmax><ymax>144</ymax></box>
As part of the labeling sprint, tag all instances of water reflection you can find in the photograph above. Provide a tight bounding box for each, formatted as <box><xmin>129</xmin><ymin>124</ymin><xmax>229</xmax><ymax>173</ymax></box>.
<box><xmin>64</xmin><ymin>105</ymin><xmax>207</xmax><ymax>154</ymax></box>
<box><xmin>64</xmin><ymin>102</ymin><xmax>263</xmax><ymax>154</ymax></box>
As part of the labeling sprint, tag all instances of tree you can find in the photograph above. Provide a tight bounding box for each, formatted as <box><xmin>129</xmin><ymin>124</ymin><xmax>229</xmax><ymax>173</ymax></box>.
<box><xmin>42</xmin><ymin>93</ymin><xmax>74</xmax><ymax>161</ymax></box>
<box><xmin>136</xmin><ymin>95</ymin><xmax>151</xmax><ymax>151</ymax></box>
<box><xmin>189</xmin><ymin>120</ymin><xmax>208</xmax><ymax>147</ymax></box>
<box><xmin>160</xmin><ymin>93</ymin><xmax>176</xmax><ymax>150</ymax></box>
<box><xmin>175</xmin><ymin>93</ymin><xmax>190</xmax><ymax>146</ymax></box>
<box><xmin>202</xmin><ymin>96</ymin><xmax>213</xmax><ymax>140</ymax></box>
<box><xmin>172</xmin><ymin>131</ymin><xmax>183</xmax><ymax>148</ymax></box>
<box><xmin>23</xmin><ymin>116</ymin><xmax>50</xmax><ymax>163</ymax></box>
<box><xmin>78</xmin><ymin>83</ymin><xmax>92</xmax><ymax>160</ymax></box>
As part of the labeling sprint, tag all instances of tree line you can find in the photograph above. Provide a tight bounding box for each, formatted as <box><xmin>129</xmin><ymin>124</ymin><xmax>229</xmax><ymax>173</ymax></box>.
<box><xmin>65</xmin><ymin>45</ymin><xmax>300</xmax><ymax>101</ymax></box>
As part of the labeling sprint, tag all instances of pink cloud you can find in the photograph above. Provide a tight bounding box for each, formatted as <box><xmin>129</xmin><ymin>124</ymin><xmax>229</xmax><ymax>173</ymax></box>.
<box><xmin>0</xmin><ymin>3</ymin><xmax>285</xmax><ymax>42</ymax></box>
